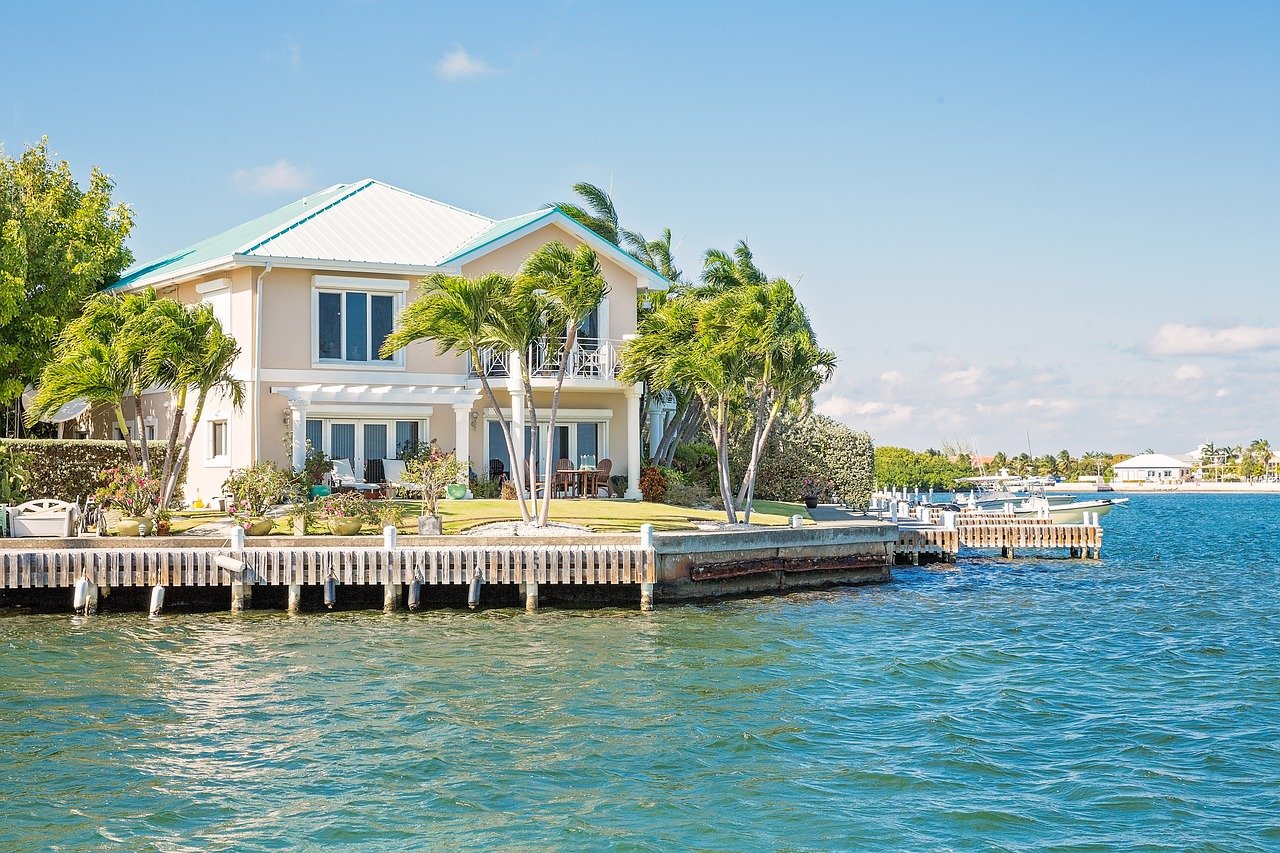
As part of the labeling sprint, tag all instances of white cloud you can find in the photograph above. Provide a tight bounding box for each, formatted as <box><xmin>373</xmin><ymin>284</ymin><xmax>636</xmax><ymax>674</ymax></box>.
<box><xmin>231</xmin><ymin>159</ymin><xmax>313</xmax><ymax>194</ymax></box>
<box><xmin>817</xmin><ymin>396</ymin><xmax>914</xmax><ymax>425</ymax></box>
<box><xmin>940</xmin><ymin>366</ymin><xmax>985</xmax><ymax>386</ymax></box>
<box><xmin>1173</xmin><ymin>363</ymin><xmax>1205</xmax><ymax>381</ymax></box>
<box><xmin>1148</xmin><ymin>323</ymin><xmax>1280</xmax><ymax>356</ymax></box>
<box><xmin>1215</xmin><ymin>388</ymin><xmax>1230</xmax><ymax>398</ymax></box>
<box><xmin>436</xmin><ymin>47</ymin><xmax>495</xmax><ymax>81</ymax></box>
<box><xmin>880</xmin><ymin>370</ymin><xmax>906</xmax><ymax>387</ymax></box>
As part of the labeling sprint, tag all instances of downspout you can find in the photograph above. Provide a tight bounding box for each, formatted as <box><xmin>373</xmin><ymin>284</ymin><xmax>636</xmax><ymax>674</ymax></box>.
<box><xmin>253</xmin><ymin>262</ymin><xmax>272</xmax><ymax>462</ymax></box>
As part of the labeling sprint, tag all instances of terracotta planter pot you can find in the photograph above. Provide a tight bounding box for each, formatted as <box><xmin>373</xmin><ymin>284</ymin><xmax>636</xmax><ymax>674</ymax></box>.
<box><xmin>244</xmin><ymin>518</ymin><xmax>275</xmax><ymax>537</ymax></box>
<box><xmin>327</xmin><ymin>518</ymin><xmax>364</xmax><ymax>536</ymax></box>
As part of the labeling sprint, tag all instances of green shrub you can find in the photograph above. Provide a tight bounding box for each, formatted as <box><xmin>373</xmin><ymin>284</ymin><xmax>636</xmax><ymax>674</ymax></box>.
<box><xmin>730</xmin><ymin>413</ymin><xmax>874</xmax><ymax>509</ymax></box>
<box><xmin>673</xmin><ymin>441</ymin><xmax>718</xmax><ymax>491</ymax></box>
<box><xmin>0</xmin><ymin>439</ymin><xmax>183</xmax><ymax>505</ymax></box>
<box><xmin>609</xmin><ymin>475</ymin><xmax>628</xmax><ymax>497</ymax></box>
<box><xmin>469</xmin><ymin>477</ymin><xmax>501</xmax><ymax>499</ymax></box>
<box><xmin>664</xmin><ymin>479</ymin><xmax>710</xmax><ymax>507</ymax></box>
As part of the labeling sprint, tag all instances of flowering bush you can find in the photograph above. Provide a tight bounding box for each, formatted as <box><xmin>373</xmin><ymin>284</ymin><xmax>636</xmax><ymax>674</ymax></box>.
<box><xmin>95</xmin><ymin>464</ymin><xmax>160</xmax><ymax>516</ymax></box>
<box><xmin>639</xmin><ymin>466</ymin><xmax>668</xmax><ymax>502</ymax></box>
<box><xmin>399</xmin><ymin>439</ymin><xmax>463</xmax><ymax>519</ymax></box>
<box><xmin>800</xmin><ymin>477</ymin><xmax>832</xmax><ymax>501</ymax></box>
<box><xmin>223</xmin><ymin>461</ymin><xmax>294</xmax><ymax>518</ymax></box>
<box><xmin>314</xmin><ymin>491</ymin><xmax>374</xmax><ymax>523</ymax></box>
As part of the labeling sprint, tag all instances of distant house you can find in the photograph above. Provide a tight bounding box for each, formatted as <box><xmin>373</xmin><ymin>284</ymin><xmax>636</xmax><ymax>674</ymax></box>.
<box><xmin>1112</xmin><ymin>453</ymin><xmax>1193</xmax><ymax>483</ymax></box>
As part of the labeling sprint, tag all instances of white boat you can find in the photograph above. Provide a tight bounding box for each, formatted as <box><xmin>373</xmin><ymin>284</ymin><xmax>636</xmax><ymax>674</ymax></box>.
<box><xmin>1012</xmin><ymin>495</ymin><xmax>1129</xmax><ymax>523</ymax></box>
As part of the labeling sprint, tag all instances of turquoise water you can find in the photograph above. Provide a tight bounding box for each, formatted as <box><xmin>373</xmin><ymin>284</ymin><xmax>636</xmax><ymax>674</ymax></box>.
<box><xmin>2</xmin><ymin>494</ymin><xmax>1278</xmax><ymax>851</ymax></box>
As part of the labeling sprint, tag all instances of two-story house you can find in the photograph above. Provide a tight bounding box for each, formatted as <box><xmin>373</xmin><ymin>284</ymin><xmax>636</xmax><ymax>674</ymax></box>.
<box><xmin>105</xmin><ymin>179</ymin><xmax>667</xmax><ymax>504</ymax></box>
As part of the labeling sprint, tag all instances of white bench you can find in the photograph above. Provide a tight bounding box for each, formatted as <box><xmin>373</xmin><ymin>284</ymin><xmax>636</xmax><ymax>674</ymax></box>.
<box><xmin>9</xmin><ymin>499</ymin><xmax>80</xmax><ymax>538</ymax></box>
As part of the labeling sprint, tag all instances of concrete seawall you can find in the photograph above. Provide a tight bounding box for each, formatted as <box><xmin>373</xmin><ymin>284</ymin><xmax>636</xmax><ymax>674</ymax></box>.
<box><xmin>653</xmin><ymin>521</ymin><xmax>896</xmax><ymax>600</ymax></box>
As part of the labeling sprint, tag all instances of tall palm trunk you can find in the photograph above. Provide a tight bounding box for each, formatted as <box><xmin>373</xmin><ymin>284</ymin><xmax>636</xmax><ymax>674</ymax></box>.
<box><xmin>159</xmin><ymin>386</ymin><xmax>187</xmax><ymax>503</ymax></box>
<box><xmin>161</xmin><ymin>389</ymin><xmax>208</xmax><ymax>510</ymax></box>
<box><xmin>701</xmin><ymin>393</ymin><xmax>737</xmax><ymax>524</ymax></box>
<box><xmin>472</xmin><ymin>351</ymin><xmax>531</xmax><ymax>523</ymax></box>
<box><xmin>538</xmin><ymin>322</ymin><xmax>576</xmax><ymax>526</ymax></box>
<box><xmin>114</xmin><ymin>406</ymin><xmax>137</xmax><ymax>464</ymax></box>
<box><xmin>132</xmin><ymin>392</ymin><xmax>150</xmax><ymax>476</ymax></box>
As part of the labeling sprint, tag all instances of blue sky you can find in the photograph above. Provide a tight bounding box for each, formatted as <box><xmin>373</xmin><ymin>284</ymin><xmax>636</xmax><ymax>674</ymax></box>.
<box><xmin>4</xmin><ymin>1</ymin><xmax>1277</xmax><ymax>454</ymax></box>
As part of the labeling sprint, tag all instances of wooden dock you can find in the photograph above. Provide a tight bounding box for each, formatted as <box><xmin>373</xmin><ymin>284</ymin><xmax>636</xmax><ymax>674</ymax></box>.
<box><xmin>879</xmin><ymin>497</ymin><xmax>1104</xmax><ymax>563</ymax></box>
<box><xmin>0</xmin><ymin>542</ymin><xmax>654</xmax><ymax>590</ymax></box>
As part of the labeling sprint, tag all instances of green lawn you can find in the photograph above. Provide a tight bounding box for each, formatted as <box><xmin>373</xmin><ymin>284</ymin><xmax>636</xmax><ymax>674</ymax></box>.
<box><xmin>164</xmin><ymin>499</ymin><xmax>811</xmax><ymax>536</ymax></box>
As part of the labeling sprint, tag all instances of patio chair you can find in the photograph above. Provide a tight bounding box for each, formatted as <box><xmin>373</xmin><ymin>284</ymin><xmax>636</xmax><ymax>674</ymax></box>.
<box><xmin>488</xmin><ymin>458</ymin><xmax>507</xmax><ymax>485</ymax></box>
<box><xmin>329</xmin><ymin>458</ymin><xmax>381</xmax><ymax>495</ymax></box>
<box><xmin>380</xmin><ymin>459</ymin><xmax>420</xmax><ymax>500</ymax></box>
<box><xmin>589</xmin><ymin>458</ymin><xmax>613</xmax><ymax>498</ymax></box>
<box><xmin>554</xmin><ymin>458</ymin><xmax>575</xmax><ymax>498</ymax></box>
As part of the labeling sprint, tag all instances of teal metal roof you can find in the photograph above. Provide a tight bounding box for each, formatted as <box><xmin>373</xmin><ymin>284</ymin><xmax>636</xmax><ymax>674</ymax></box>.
<box><xmin>111</xmin><ymin>181</ymin><xmax>369</xmax><ymax>289</ymax></box>
<box><xmin>436</xmin><ymin>207</ymin><xmax>557</xmax><ymax>265</ymax></box>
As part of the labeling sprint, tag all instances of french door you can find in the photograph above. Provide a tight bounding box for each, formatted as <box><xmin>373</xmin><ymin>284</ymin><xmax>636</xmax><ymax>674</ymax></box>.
<box><xmin>307</xmin><ymin>418</ymin><xmax>419</xmax><ymax>481</ymax></box>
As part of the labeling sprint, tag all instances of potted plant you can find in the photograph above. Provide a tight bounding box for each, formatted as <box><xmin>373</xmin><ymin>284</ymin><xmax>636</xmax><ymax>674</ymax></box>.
<box><xmin>223</xmin><ymin>461</ymin><xmax>293</xmax><ymax>536</ymax></box>
<box><xmin>299</xmin><ymin>445</ymin><xmax>334</xmax><ymax>499</ymax></box>
<box><xmin>315</xmin><ymin>491</ymin><xmax>372</xmax><ymax>536</ymax></box>
<box><xmin>154</xmin><ymin>509</ymin><xmax>172</xmax><ymax>536</ymax></box>
<box><xmin>800</xmin><ymin>477</ymin><xmax>830</xmax><ymax>510</ymax></box>
<box><xmin>96</xmin><ymin>464</ymin><xmax>161</xmax><ymax>536</ymax></box>
<box><xmin>398</xmin><ymin>440</ymin><xmax>462</xmax><ymax>534</ymax></box>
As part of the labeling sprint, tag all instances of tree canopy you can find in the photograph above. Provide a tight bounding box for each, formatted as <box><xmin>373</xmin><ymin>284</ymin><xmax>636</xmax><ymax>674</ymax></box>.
<box><xmin>1</xmin><ymin>137</ymin><xmax>133</xmax><ymax>414</ymax></box>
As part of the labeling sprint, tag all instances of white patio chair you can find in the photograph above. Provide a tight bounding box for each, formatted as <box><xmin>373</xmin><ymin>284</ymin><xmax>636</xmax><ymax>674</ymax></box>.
<box><xmin>380</xmin><ymin>459</ymin><xmax>421</xmax><ymax>500</ymax></box>
<box><xmin>329</xmin><ymin>458</ymin><xmax>381</xmax><ymax>495</ymax></box>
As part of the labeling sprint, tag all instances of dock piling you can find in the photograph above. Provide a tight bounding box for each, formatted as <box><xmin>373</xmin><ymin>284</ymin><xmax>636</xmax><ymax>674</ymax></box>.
<box><xmin>287</xmin><ymin>583</ymin><xmax>302</xmax><ymax>614</ymax></box>
<box><xmin>384</xmin><ymin>583</ymin><xmax>401</xmax><ymax>612</ymax></box>
<box><xmin>149</xmin><ymin>584</ymin><xmax>165</xmax><ymax>616</ymax></box>
<box><xmin>524</xmin><ymin>580</ymin><xmax>538</xmax><ymax>613</ymax></box>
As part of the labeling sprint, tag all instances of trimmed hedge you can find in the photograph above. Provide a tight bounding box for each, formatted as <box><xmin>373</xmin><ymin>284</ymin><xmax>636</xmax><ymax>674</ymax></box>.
<box><xmin>0</xmin><ymin>439</ymin><xmax>185</xmax><ymax>504</ymax></box>
<box><xmin>729</xmin><ymin>413</ymin><xmax>874</xmax><ymax>509</ymax></box>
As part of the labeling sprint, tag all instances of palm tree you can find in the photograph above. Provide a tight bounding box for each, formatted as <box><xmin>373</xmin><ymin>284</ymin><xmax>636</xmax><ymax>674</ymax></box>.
<box><xmin>517</xmin><ymin>242</ymin><xmax>609</xmax><ymax>526</ymax></box>
<box><xmin>154</xmin><ymin>305</ymin><xmax>244</xmax><ymax>509</ymax></box>
<box><xmin>382</xmin><ymin>273</ymin><xmax>535</xmax><ymax>522</ymax></box>
<box><xmin>557</xmin><ymin>182</ymin><xmax>647</xmax><ymax>251</ymax></box>
<box><xmin>28</xmin><ymin>290</ymin><xmax>157</xmax><ymax>466</ymax></box>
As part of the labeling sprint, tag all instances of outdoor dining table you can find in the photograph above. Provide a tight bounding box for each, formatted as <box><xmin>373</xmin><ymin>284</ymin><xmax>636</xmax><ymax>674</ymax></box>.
<box><xmin>563</xmin><ymin>468</ymin><xmax>602</xmax><ymax>498</ymax></box>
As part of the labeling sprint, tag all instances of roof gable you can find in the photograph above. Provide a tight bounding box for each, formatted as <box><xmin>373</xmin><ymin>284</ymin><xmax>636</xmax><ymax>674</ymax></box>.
<box><xmin>439</xmin><ymin>206</ymin><xmax>669</xmax><ymax>288</ymax></box>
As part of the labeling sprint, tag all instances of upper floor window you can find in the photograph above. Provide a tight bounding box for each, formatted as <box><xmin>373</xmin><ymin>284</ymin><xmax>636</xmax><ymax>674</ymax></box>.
<box><xmin>312</xmin><ymin>276</ymin><xmax>408</xmax><ymax>366</ymax></box>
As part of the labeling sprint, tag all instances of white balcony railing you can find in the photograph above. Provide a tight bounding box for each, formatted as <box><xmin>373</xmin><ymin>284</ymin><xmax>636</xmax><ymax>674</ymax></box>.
<box><xmin>470</xmin><ymin>337</ymin><xmax>624</xmax><ymax>381</ymax></box>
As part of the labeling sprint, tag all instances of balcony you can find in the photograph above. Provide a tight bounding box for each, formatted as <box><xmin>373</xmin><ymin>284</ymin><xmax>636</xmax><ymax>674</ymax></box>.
<box><xmin>470</xmin><ymin>337</ymin><xmax>624</xmax><ymax>381</ymax></box>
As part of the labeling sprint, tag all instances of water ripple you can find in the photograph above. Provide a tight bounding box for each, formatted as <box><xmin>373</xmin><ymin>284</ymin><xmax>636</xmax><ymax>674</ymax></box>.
<box><xmin>2</xmin><ymin>494</ymin><xmax>1279</xmax><ymax>849</ymax></box>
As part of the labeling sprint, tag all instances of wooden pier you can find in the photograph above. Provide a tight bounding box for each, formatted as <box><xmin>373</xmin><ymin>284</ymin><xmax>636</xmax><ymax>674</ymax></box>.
<box><xmin>877</xmin><ymin>496</ymin><xmax>1105</xmax><ymax>563</ymax></box>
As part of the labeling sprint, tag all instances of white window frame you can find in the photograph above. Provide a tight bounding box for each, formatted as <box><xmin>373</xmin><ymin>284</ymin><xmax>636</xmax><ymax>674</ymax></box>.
<box><xmin>207</xmin><ymin>419</ymin><xmax>230</xmax><ymax>467</ymax></box>
<box><xmin>311</xmin><ymin>276</ymin><xmax>409</xmax><ymax>370</ymax></box>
